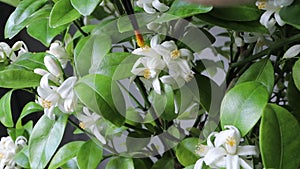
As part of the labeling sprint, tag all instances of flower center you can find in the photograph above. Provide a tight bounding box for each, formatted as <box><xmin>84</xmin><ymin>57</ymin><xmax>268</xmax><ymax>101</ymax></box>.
<box><xmin>143</xmin><ymin>68</ymin><xmax>155</xmax><ymax>79</ymax></box>
<box><xmin>226</xmin><ymin>136</ymin><xmax>236</xmax><ymax>147</ymax></box>
<box><xmin>171</xmin><ymin>49</ymin><xmax>181</xmax><ymax>59</ymax></box>
<box><xmin>256</xmin><ymin>0</ymin><xmax>267</xmax><ymax>9</ymax></box>
<box><xmin>195</xmin><ymin>144</ymin><xmax>205</xmax><ymax>155</ymax></box>
<box><xmin>42</xmin><ymin>99</ymin><xmax>51</xmax><ymax>109</ymax></box>
<box><xmin>0</xmin><ymin>153</ymin><xmax>4</xmax><ymax>158</ymax></box>
<box><xmin>79</xmin><ymin>122</ymin><xmax>85</xmax><ymax>129</ymax></box>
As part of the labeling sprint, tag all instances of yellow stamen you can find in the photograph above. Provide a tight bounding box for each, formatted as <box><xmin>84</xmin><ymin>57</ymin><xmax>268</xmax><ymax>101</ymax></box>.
<box><xmin>143</xmin><ymin>68</ymin><xmax>151</xmax><ymax>79</ymax></box>
<box><xmin>79</xmin><ymin>122</ymin><xmax>85</xmax><ymax>129</ymax></box>
<box><xmin>226</xmin><ymin>136</ymin><xmax>236</xmax><ymax>147</ymax></box>
<box><xmin>0</xmin><ymin>153</ymin><xmax>4</xmax><ymax>158</ymax></box>
<box><xmin>195</xmin><ymin>144</ymin><xmax>205</xmax><ymax>154</ymax></box>
<box><xmin>42</xmin><ymin>99</ymin><xmax>51</xmax><ymax>109</ymax></box>
<box><xmin>257</xmin><ymin>0</ymin><xmax>266</xmax><ymax>9</ymax></box>
<box><xmin>171</xmin><ymin>49</ymin><xmax>181</xmax><ymax>59</ymax></box>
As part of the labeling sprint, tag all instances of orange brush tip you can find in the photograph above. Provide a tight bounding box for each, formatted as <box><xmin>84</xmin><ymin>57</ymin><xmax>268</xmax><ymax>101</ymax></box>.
<box><xmin>134</xmin><ymin>30</ymin><xmax>145</xmax><ymax>48</ymax></box>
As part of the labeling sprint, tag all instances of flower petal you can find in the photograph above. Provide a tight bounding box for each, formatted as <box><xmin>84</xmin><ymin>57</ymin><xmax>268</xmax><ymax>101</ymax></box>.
<box><xmin>203</xmin><ymin>147</ymin><xmax>226</xmax><ymax>166</ymax></box>
<box><xmin>152</xmin><ymin>77</ymin><xmax>161</xmax><ymax>94</ymax></box>
<box><xmin>283</xmin><ymin>44</ymin><xmax>300</xmax><ymax>59</ymax></box>
<box><xmin>226</xmin><ymin>155</ymin><xmax>239</xmax><ymax>169</ymax></box>
<box><xmin>239</xmin><ymin>158</ymin><xmax>254</xmax><ymax>169</ymax></box>
<box><xmin>152</xmin><ymin>0</ymin><xmax>169</xmax><ymax>12</ymax></box>
<box><xmin>194</xmin><ymin>158</ymin><xmax>204</xmax><ymax>169</ymax></box>
<box><xmin>237</xmin><ymin>145</ymin><xmax>258</xmax><ymax>156</ymax></box>
<box><xmin>274</xmin><ymin>11</ymin><xmax>285</xmax><ymax>26</ymax></box>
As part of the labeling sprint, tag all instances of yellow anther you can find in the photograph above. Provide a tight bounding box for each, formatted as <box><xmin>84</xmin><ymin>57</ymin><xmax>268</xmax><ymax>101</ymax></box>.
<box><xmin>171</xmin><ymin>49</ymin><xmax>181</xmax><ymax>59</ymax></box>
<box><xmin>143</xmin><ymin>68</ymin><xmax>151</xmax><ymax>79</ymax></box>
<box><xmin>79</xmin><ymin>122</ymin><xmax>85</xmax><ymax>129</ymax></box>
<box><xmin>257</xmin><ymin>0</ymin><xmax>267</xmax><ymax>9</ymax></box>
<box><xmin>42</xmin><ymin>99</ymin><xmax>51</xmax><ymax>109</ymax></box>
<box><xmin>226</xmin><ymin>136</ymin><xmax>236</xmax><ymax>147</ymax></box>
<box><xmin>0</xmin><ymin>153</ymin><xmax>4</xmax><ymax>158</ymax></box>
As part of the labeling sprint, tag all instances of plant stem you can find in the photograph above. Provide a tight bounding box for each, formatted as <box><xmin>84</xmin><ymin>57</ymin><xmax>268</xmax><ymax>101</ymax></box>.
<box><xmin>73</xmin><ymin>21</ymin><xmax>89</xmax><ymax>37</ymax></box>
<box><xmin>231</xmin><ymin>33</ymin><xmax>300</xmax><ymax>68</ymax></box>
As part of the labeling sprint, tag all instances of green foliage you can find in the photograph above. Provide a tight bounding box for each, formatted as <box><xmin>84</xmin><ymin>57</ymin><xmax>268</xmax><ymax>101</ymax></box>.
<box><xmin>0</xmin><ymin>69</ymin><xmax>41</xmax><ymax>88</ymax></box>
<box><xmin>293</xmin><ymin>58</ymin><xmax>300</xmax><ymax>91</ymax></box>
<box><xmin>106</xmin><ymin>157</ymin><xmax>134</xmax><ymax>169</ymax></box>
<box><xmin>77</xmin><ymin>140</ymin><xmax>103</xmax><ymax>169</ymax></box>
<box><xmin>175</xmin><ymin>137</ymin><xmax>199</xmax><ymax>167</ymax></box>
<box><xmin>260</xmin><ymin>104</ymin><xmax>300</xmax><ymax>169</ymax></box>
<box><xmin>220</xmin><ymin>81</ymin><xmax>269</xmax><ymax>136</ymax></box>
<box><xmin>29</xmin><ymin>115</ymin><xmax>68</xmax><ymax>169</ymax></box>
<box><xmin>0</xmin><ymin>90</ymin><xmax>13</xmax><ymax>127</ymax></box>
<box><xmin>280</xmin><ymin>0</ymin><xmax>300</xmax><ymax>29</ymax></box>
<box><xmin>70</xmin><ymin>0</ymin><xmax>101</xmax><ymax>16</ymax></box>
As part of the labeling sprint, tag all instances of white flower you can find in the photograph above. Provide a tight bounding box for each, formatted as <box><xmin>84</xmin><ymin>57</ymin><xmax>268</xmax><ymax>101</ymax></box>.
<box><xmin>37</xmin><ymin>75</ymin><xmax>77</xmax><ymax>119</ymax></box>
<box><xmin>283</xmin><ymin>44</ymin><xmax>300</xmax><ymax>59</ymax></box>
<box><xmin>0</xmin><ymin>136</ymin><xmax>27</xmax><ymax>169</ymax></box>
<box><xmin>136</xmin><ymin>0</ymin><xmax>169</xmax><ymax>14</ymax></box>
<box><xmin>194</xmin><ymin>125</ymin><xmax>258</xmax><ymax>169</ymax></box>
<box><xmin>131</xmin><ymin>36</ymin><xmax>166</xmax><ymax>94</ymax></box>
<box><xmin>77</xmin><ymin>107</ymin><xmax>106</xmax><ymax>144</ymax></box>
<box><xmin>34</xmin><ymin>55</ymin><xmax>63</xmax><ymax>84</ymax></box>
<box><xmin>47</xmin><ymin>41</ymin><xmax>69</xmax><ymax>68</ymax></box>
<box><xmin>256</xmin><ymin>0</ymin><xmax>294</xmax><ymax>32</ymax></box>
<box><xmin>240</xmin><ymin>33</ymin><xmax>271</xmax><ymax>54</ymax></box>
<box><xmin>0</xmin><ymin>41</ymin><xmax>28</xmax><ymax>63</ymax></box>
<box><xmin>154</xmin><ymin>40</ymin><xmax>194</xmax><ymax>88</ymax></box>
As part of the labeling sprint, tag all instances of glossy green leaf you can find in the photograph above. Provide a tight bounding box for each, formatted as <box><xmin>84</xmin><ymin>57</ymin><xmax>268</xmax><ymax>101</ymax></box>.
<box><xmin>0</xmin><ymin>0</ymin><xmax>19</xmax><ymax>7</ymax></box>
<box><xmin>175</xmin><ymin>137</ymin><xmax>199</xmax><ymax>167</ymax></box>
<box><xmin>293</xmin><ymin>58</ymin><xmax>300</xmax><ymax>91</ymax></box>
<box><xmin>49</xmin><ymin>0</ymin><xmax>81</xmax><ymax>28</ymax></box>
<box><xmin>74</xmin><ymin>74</ymin><xmax>125</xmax><ymax>126</ymax></box>
<box><xmin>287</xmin><ymin>78</ymin><xmax>300</xmax><ymax>121</ymax></box>
<box><xmin>220</xmin><ymin>81</ymin><xmax>269</xmax><ymax>136</ymax></box>
<box><xmin>161</xmin><ymin>85</ymin><xmax>177</xmax><ymax>120</ymax></box>
<box><xmin>209</xmin><ymin>5</ymin><xmax>260</xmax><ymax>21</ymax></box>
<box><xmin>156</xmin><ymin>0</ymin><xmax>212</xmax><ymax>22</ymax></box>
<box><xmin>4</xmin><ymin>0</ymin><xmax>48</xmax><ymax>38</ymax></box>
<box><xmin>29</xmin><ymin>115</ymin><xmax>68</xmax><ymax>169</ymax></box>
<box><xmin>237</xmin><ymin>59</ymin><xmax>274</xmax><ymax>94</ymax></box>
<box><xmin>197</xmin><ymin>14</ymin><xmax>268</xmax><ymax>33</ymax></box>
<box><xmin>126</xmin><ymin>131</ymin><xmax>151</xmax><ymax>153</ymax></box>
<box><xmin>28</xmin><ymin>19</ymin><xmax>67</xmax><ymax>46</ymax></box>
<box><xmin>71</xmin><ymin>0</ymin><xmax>101</xmax><ymax>16</ymax></box>
<box><xmin>280</xmin><ymin>1</ymin><xmax>300</xmax><ymax>29</ymax></box>
<box><xmin>0</xmin><ymin>69</ymin><xmax>41</xmax><ymax>88</ymax></box>
<box><xmin>152</xmin><ymin>155</ymin><xmax>174</xmax><ymax>169</ymax></box>
<box><xmin>260</xmin><ymin>104</ymin><xmax>300</xmax><ymax>169</ymax></box>
<box><xmin>75</xmin><ymin>34</ymin><xmax>111</xmax><ymax>76</ymax></box>
<box><xmin>9</xmin><ymin>52</ymin><xmax>46</xmax><ymax>71</ymax></box>
<box><xmin>14</xmin><ymin>146</ymin><xmax>30</xmax><ymax>168</ymax></box>
<box><xmin>0</xmin><ymin>90</ymin><xmax>13</xmax><ymax>127</ymax></box>
<box><xmin>133</xmin><ymin>159</ymin><xmax>149</xmax><ymax>169</ymax></box>
<box><xmin>106</xmin><ymin>157</ymin><xmax>134</xmax><ymax>169</ymax></box>
<box><xmin>16</xmin><ymin>102</ymin><xmax>43</xmax><ymax>129</ymax></box>
<box><xmin>77</xmin><ymin>140</ymin><xmax>102</xmax><ymax>169</ymax></box>
<box><xmin>95</xmin><ymin>52</ymin><xmax>134</xmax><ymax>78</ymax></box>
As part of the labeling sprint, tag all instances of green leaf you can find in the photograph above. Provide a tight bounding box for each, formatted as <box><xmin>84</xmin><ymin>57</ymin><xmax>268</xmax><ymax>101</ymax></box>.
<box><xmin>151</xmin><ymin>154</ymin><xmax>174</xmax><ymax>169</ymax></box>
<box><xmin>220</xmin><ymin>81</ymin><xmax>269</xmax><ymax>136</ymax></box>
<box><xmin>49</xmin><ymin>0</ymin><xmax>81</xmax><ymax>28</ymax></box>
<box><xmin>209</xmin><ymin>5</ymin><xmax>261</xmax><ymax>21</ymax></box>
<box><xmin>155</xmin><ymin>0</ymin><xmax>212</xmax><ymax>22</ymax></box>
<box><xmin>161</xmin><ymin>84</ymin><xmax>177</xmax><ymax>120</ymax></box>
<box><xmin>14</xmin><ymin>146</ymin><xmax>30</xmax><ymax>168</ymax></box>
<box><xmin>27</xmin><ymin>19</ymin><xmax>67</xmax><ymax>46</ymax></box>
<box><xmin>77</xmin><ymin>140</ymin><xmax>103</xmax><ymax>169</ymax></box>
<box><xmin>0</xmin><ymin>90</ymin><xmax>13</xmax><ymax>127</ymax></box>
<box><xmin>106</xmin><ymin>157</ymin><xmax>134</xmax><ymax>169</ymax></box>
<box><xmin>75</xmin><ymin>34</ymin><xmax>112</xmax><ymax>76</ymax></box>
<box><xmin>4</xmin><ymin>0</ymin><xmax>48</xmax><ymax>38</ymax></box>
<box><xmin>260</xmin><ymin>104</ymin><xmax>300</xmax><ymax>169</ymax></box>
<box><xmin>16</xmin><ymin>102</ymin><xmax>43</xmax><ymax>129</ymax></box>
<box><xmin>237</xmin><ymin>59</ymin><xmax>274</xmax><ymax>94</ymax></box>
<box><xmin>0</xmin><ymin>0</ymin><xmax>19</xmax><ymax>7</ymax></box>
<box><xmin>293</xmin><ymin>58</ymin><xmax>300</xmax><ymax>91</ymax></box>
<box><xmin>133</xmin><ymin>159</ymin><xmax>149</xmax><ymax>169</ymax></box>
<box><xmin>287</xmin><ymin>78</ymin><xmax>300</xmax><ymax>121</ymax></box>
<box><xmin>280</xmin><ymin>1</ymin><xmax>300</xmax><ymax>29</ymax></box>
<box><xmin>95</xmin><ymin>52</ymin><xmax>136</xmax><ymax>79</ymax></box>
<box><xmin>29</xmin><ymin>115</ymin><xmax>68</xmax><ymax>169</ymax></box>
<box><xmin>71</xmin><ymin>0</ymin><xmax>101</xmax><ymax>16</ymax></box>
<box><xmin>9</xmin><ymin>52</ymin><xmax>46</xmax><ymax>71</ymax></box>
<box><xmin>175</xmin><ymin>137</ymin><xmax>199</xmax><ymax>167</ymax></box>
<box><xmin>0</xmin><ymin>69</ymin><xmax>41</xmax><ymax>88</ymax></box>
<box><xmin>197</xmin><ymin>14</ymin><xmax>268</xmax><ymax>33</ymax></box>
<box><xmin>49</xmin><ymin>141</ymin><xmax>84</xmax><ymax>169</ymax></box>
<box><xmin>74</xmin><ymin>74</ymin><xmax>125</xmax><ymax>126</ymax></box>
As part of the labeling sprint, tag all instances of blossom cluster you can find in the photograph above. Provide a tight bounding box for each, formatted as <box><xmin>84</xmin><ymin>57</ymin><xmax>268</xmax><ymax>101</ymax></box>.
<box><xmin>131</xmin><ymin>35</ymin><xmax>194</xmax><ymax>94</ymax></box>
<box><xmin>194</xmin><ymin>126</ymin><xmax>257</xmax><ymax>169</ymax></box>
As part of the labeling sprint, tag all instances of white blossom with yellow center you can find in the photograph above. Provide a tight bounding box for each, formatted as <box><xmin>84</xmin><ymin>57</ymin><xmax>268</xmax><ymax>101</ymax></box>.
<box><xmin>194</xmin><ymin>125</ymin><xmax>258</xmax><ymax>169</ymax></box>
<box><xmin>256</xmin><ymin>0</ymin><xmax>294</xmax><ymax>32</ymax></box>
